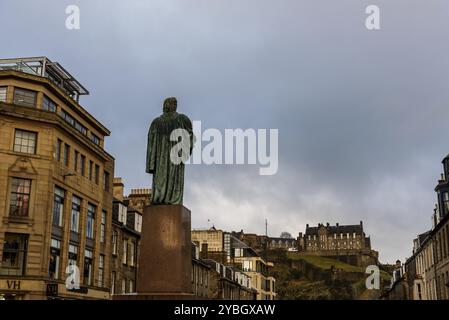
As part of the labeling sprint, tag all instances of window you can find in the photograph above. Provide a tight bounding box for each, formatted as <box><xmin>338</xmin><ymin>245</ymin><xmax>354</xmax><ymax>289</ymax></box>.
<box><xmin>98</xmin><ymin>254</ymin><xmax>105</xmax><ymax>287</ymax></box>
<box><xmin>111</xmin><ymin>271</ymin><xmax>116</xmax><ymax>294</ymax></box>
<box><xmin>90</xmin><ymin>133</ymin><xmax>100</xmax><ymax>146</ymax></box>
<box><xmin>61</xmin><ymin>109</ymin><xmax>75</xmax><ymax>126</ymax></box>
<box><xmin>80</xmin><ymin>155</ymin><xmax>86</xmax><ymax>176</ymax></box>
<box><xmin>103</xmin><ymin>171</ymin><xmax>110</xmax><ymax>191</ymax></box>
<box><xmin>74</xmin><ymin>150</ymin><xmax>79</xmax><ymax>172</ymax></box>
<box><xmin>61</xmin><ymin>110</ymin><xmax>87</xmax><ymax>135</ymax></box>
<box><xmin>235</xmin><ymin>248</ymin><xmax>243</xmax><ymax>257</ymax></box>
<box><xmin>118</xmin><ymin>203</ymin><xmax>127</xmax><ymax>225</ymax></box>
<box><xmin>56</xmin><ymin>139</ymin><xmax>62</xmax><ymax>161</ymax></box>
<box><xmin>100</xmin><ymin>210</ymin><xmax>106</xmax><ymax>243</ymax></box>
<box><xmin>70</xmin><ymin>196</ymin><xmax>81</xmax><ymax>233</ymax></box>
<box><xmin>88</xmin><ymin>161</ymin><xmax>93</xmax><ymax>180</ymax></box>
<box><xmin>14</xmin><ymin>129</ymin><xmax>37</xmax><ymax>154</ymax></box>
<box><xmin>122</xmin><ymin>279</ymin><xmax>126</xmax><ymax>293</ymax></box>
<box><xmin>52</xmin><ymin>187</ymin><xmax>65</xmax><ymax>227</ymax></box>
<box><xmin>42</xmin><ymin>95</ymin><xmax>56</xmax><ymax>112</ymax></box>
<box><xmin>1</xmin><ymin>233</ymin><xmax>28</xmax><ymax>276</ymax></box>
<box><xmin>49</xmin><ymin>239</ymin><xmax>61</xmax><ymax>279</ymax></box>
<box><xmin>112</xmin><ymin>231</ymin><xmax>118</xmax><ymax>255</ymax></box>
<box><xmin>243</xmin><ymin>260</ymin><xmax>252</xmax><ymax>272</ymax></box>
<box><xmin>83</xmin><ymin>249</ymin><xmax>93</xmax><ymax>286</ymax></box>
<box><xmin>135</xmin><ymin>214</ymin><xmax>142</xmax><ymax>233</ymax></box>
<box><xmin>129</xmin><ymin>280</ymin><xmax>134</xmax><ymax>293</ymax></box>
<box><xmin>13</xmin><ymin>88</ymin><xmax>36</xmax><ymax>107</ymax></box>
<box><xmin>63</xmin><ymin>143</ymin><xmax>70</xmax><ymax>167</ymax></box>
<box><xmin>122</xmin><ymin>239</ymin><xmax>128</xmax><ymax>265</ymax></box>
<box><xmin>9</xmin><ymin>178</ymin><xmax>31</xmax><ymax>217</ymax></box>
<box><xmin>443</xmin><ymin>192</ymin><xmax>449</xmax><ymax>215</ymax></box>
<box><xmin>94</xmin><ymin>164</ymin><xmax>100</xmax><ymax>184</ymax></box>
<box><xmin>86</xmin><ymin>204</ymin><xmax>95</xmax><ymax>239</ymax></box>
<box><xmin>130</xmin><ymin>241</ymin><xmax>135</xmax><ymax>267</ymax></box>
<box><xmin>68</xmin><ymin>244</ymin><xmax>78</xmax><ymax>266</ymax></box>
<box><xmin>0</xmin><ymin>87</ymin><xmax>7</xmax><ymax>102</ymax></box>
<box><xmin>74</xmin><ymin>121</ymin><xmax>87</xmax><ymax>136</ymax></box>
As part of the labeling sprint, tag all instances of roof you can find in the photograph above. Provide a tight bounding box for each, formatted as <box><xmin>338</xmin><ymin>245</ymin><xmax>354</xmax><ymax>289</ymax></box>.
<box><xmin>305</xmin><ymin>224</ymin><xmax>363</xmax><ymax>236</ymax></box>
<box><xmin>0</xmin><ymin>57</ymin><xmax>88</xmax><ymax>99</ymax></box>
<box><xmin>0</xmin><ymin>57</ymin><xmax>111</xmax><ymax>136</ymax></box>
<box><xmin>269</xmin><ymin>237</ymin><xmax>296</xmax><ymax>242</ymax></box>
<box><xmin>418</xmin><ymin>231</ymin><xmax>431</xmax><ymax>245</ymax></box>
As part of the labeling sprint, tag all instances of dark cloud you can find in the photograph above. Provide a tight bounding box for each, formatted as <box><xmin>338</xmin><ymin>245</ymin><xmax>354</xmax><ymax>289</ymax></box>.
<box><xmin>1</xmin><ymin>0</ymin><xmax>448</xmax><ymax>263</ymax></box>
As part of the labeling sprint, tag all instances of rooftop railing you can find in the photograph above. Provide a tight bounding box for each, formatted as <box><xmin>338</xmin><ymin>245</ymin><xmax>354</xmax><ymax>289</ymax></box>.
<box><xmin>0</xmin><ymin>57</ymin><xmax>89</xmax><ymax>102</ymax></box>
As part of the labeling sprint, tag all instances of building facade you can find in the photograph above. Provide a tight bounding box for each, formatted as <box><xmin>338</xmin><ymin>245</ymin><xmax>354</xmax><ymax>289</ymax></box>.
<box><xmin>392</xmin><ymin>154</ymin><xmax>449</xmax><ymax>300</ymax></box>
<box><xmin>191</xmin><ymin>241</ymin><xmax>256</xmax><ymax>300</ymax></box>
<box><xmin>231</xmin><ymin>230</ymin><xmax>297</xmax><ymax>252</ymax></box>
<box><xmin>110</xmin><ymin>178</ymin><xmax>142</xmax><ymax>296</ymax></box>
<box><xmin>297</xmin><ymin>222</ymin><xmax>378</xmax><ymax>267</ymax></box>
<box><xmin>233</xmin><ymin>252</ymin><xmax>276</xmax><ymax>300</ymax></box>
<box><xmin>192</xmin><ymin>227</ymin><xmax>276</xmax><ymax>300</ymax></box>
<box><xmin>432</xmin><ymin>157</ymin><xmax>449</xmax><ymax>299</ymax></box>
<box><xmin>0</xmin><ymin>57</ymin><xmax>114</xmax><ymax>300</ymax></box>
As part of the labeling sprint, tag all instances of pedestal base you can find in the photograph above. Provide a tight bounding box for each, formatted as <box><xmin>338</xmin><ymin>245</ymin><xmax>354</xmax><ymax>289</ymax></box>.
<box><xmin>129</xmin><ymin>204</ymin><xmax>192</xmax><ymax>299</ymax></box>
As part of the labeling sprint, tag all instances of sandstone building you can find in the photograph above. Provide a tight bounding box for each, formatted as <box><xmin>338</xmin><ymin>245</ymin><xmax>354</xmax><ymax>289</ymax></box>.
<box><xmin>395</xmin><ymin>154</ymin><xmax>449</xmax><ymax>300</ymax></box>
<box><xmin>297</xmin><ymin>222</ymin><xmax>379</xmax><ymax>267</ymax></box>
<box><xmin>0</xmin><ymin>57</ymin><xmax>114</xmax><ymax>299</ymax></box>
<box><xmin>191</xmin><ymin>243</ymin><xmax>256</xmax><ymax>299</ymax></box>
<box><xmin>110</xmin><ymin>178</ymin><xmax>142</xmax><ymax>296</ymax></box>
<box><xmin>192</xmin><ymin>227</ymin><xmax>276</xmax><ymax>300</ymax></box>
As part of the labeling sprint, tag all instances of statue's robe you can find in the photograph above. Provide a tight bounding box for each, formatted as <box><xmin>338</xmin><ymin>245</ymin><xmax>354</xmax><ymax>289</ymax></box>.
<box><xmin>146</xmin><ymin>111</ymin><xmax>193</xmax><ymax>205</ymax></box>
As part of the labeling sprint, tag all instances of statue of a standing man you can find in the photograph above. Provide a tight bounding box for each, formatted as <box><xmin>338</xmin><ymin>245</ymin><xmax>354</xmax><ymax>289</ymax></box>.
<box><xmin>146</xmin><ymin>97</ymin><xmax>194</xmax><ymax>205</ymax></box>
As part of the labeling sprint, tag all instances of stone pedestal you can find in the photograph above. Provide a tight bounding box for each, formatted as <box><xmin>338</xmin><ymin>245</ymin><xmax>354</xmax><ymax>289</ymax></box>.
<box><xmin>113</xmin><ymin>204</ymin><xmax>194</xmax><ymax>300</ymax></box>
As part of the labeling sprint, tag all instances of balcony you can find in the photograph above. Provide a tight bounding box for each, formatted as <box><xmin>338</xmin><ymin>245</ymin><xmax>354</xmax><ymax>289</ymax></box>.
<box><xmin>0</xmin><ymin>57</ymin><xmax>89</xmax><ymax>102</ymax></box>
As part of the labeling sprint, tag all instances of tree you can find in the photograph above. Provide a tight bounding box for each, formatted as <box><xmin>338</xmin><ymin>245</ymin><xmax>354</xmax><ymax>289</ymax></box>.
<box><xmin>280</xmin><ymin>232</ymin><xmax>293</xmax><ymax>239</ymax></box>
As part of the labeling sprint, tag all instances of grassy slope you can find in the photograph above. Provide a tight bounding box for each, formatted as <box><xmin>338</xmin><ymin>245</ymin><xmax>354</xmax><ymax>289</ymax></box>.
<box><xmin>288</xmin><ymin>253</ymin><xmax>365</xmax><ymax>272</ymax></box>
<box><xmin>271</xmin><ymin>251</ymin><xmax>391</xmax><ymax>300</ymax></box>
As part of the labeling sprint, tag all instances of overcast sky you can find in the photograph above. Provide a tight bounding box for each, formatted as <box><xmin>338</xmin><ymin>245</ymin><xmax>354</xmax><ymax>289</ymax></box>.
<box><xmin>2</xmin><ymin>0</ymin><xmax>449</xmax><ymax>263</ymax></box>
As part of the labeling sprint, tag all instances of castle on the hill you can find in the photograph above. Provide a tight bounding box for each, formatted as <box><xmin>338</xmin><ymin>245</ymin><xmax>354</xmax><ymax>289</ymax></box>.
<box><xmin>233</xmin><ymin>221</ymin><xmax>379</xmax><ymax>267</ymax></box>
<box><xmin>298</xmin><ymin>221</ymin><xmax>379</xmax><ymax>267</ymax></box>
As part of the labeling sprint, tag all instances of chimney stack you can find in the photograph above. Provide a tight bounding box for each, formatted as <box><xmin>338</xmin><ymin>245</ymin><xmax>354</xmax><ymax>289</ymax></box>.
<box><xmin>113</xmin><ymin>177</ymin><xmax>124</xmax><ymax>201</ymax></box>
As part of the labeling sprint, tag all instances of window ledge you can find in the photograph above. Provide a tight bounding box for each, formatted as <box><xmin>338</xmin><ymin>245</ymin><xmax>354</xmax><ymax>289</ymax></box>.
<box><xmin>2</xmin><ymin>216</ymin><xmax>33</xmax><ymax>226</ymax></box>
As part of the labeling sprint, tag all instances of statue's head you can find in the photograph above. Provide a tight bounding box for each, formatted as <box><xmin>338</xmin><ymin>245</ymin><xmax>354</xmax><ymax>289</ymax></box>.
<box><xmin>163</xmin><ymin>97</ymin><xmax>177</xmax><ymax>113</ymax></box>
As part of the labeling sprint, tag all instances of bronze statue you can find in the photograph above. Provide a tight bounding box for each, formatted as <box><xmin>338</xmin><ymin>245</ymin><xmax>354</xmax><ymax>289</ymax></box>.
<box><xmin>146</xmin><ymin>97</ymin><xmax>194</xmax><ymax>205</ymax></box>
